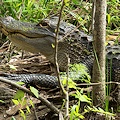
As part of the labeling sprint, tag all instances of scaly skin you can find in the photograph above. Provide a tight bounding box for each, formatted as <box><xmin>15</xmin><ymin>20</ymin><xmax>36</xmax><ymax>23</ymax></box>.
<box><xmin>0</xmin><ymin>16</ymin><xmax>120</xmax><ymax>87</ymax></box>
<box><xmin>0</xmin><ymin>16</ymin><xmax>93</xmax><ymax>71</ymax></box>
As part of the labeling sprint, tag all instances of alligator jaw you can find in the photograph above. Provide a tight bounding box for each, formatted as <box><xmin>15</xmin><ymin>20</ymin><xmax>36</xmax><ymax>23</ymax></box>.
<box><xmin>0</xmin><ymin>16</ymin><xmax>55</xmax><ymax>38</ymax></box>
<box><xmin>0</xmin><ymin>16</ymin><xmax>55</xmax><ymax>55</ymax></box>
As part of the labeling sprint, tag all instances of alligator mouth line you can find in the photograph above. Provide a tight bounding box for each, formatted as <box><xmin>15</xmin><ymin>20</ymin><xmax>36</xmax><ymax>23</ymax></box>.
<box><xmin>1</xmin><ymin>25</ymin><xmax>54</xmax><ymax>39</ymax></box>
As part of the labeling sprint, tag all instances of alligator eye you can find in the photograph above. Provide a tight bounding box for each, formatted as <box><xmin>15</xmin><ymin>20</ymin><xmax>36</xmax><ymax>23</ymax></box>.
<box><xmin>41</xmin><ymin>22</ymin><xmax>48</xmax><ymax>26</ymax></box>
<box><xmin>74</xmin><ymin>30</ymin><xmax>79</xmax><ymax>33</ymax></box>
<box><xmin>37</xmin><ymin>21</ymin><xmax>49</xmax><ymax>27</ymax></box>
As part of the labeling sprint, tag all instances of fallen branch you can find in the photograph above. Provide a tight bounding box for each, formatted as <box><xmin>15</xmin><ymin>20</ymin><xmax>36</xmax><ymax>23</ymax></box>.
<box><xmin>77</xmin><ymin>81</ymin><xmax>120</xmax><ymax>86</ymax></box>
<box><xmin>0</xmin><ymin>77</ymin><xmax>59</xmax><ymax>114</ymax></box>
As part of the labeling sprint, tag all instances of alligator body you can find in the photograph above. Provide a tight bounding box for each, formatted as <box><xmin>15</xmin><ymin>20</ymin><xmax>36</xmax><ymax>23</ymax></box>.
<box><xmin>1</xmin><ymin>73</ymin><xmax>58</xmax><ymax>88</ymax></box>
<box><xmin>0</xmin><ymin>16</ymin><xmax>93</xmax><ymax>71</ymax></box>
<box><xmin>0</xmin><ymin>16</ymin><xmax>120</xmax><ymax>88</ymax></box>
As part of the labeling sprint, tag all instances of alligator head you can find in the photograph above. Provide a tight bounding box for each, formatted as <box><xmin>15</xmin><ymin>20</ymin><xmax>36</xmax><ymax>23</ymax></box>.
<box><xmin>0</xmin><ymin>16</ymin><xmax>56</xmax><ymax>56</ymax></box>
<box><xmin>0</xmin><ymin>16</ymin><xmax>93</xmax><ymax>71</ymax></box>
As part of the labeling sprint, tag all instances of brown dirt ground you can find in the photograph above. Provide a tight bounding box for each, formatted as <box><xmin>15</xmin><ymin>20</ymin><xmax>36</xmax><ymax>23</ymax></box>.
<box><xmin>0</xmin><ymin>40</ymin><xmax>119</xmax><ymax>120</ymax></box>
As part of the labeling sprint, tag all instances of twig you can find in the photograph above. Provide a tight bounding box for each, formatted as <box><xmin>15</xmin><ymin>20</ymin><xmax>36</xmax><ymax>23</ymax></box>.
<box><xmin>65</xmin><ymin>55</ymin><xmax>70</xmax><ymax>120</ymax></box>
<box><xmin>54</xmin><ymin>0</ymin><xmax>66</xmax><ymax>95</ymax></box>
<box><xmin>91</xmin><ymin>0</ymin><xmax>96</xmax><ymax>33</ymax></box>
<box><xmin>0</xmin><ymin>77</ymin><xmax>59</xmax><ymax>114</ymax></box>
<box><xmin>33</xmin><ymin>106</ymin><xmax>39</xmax><ymax>120</ymax></box>
<box><xmin>60</xmin><ymin>24</ymin><xmax>81</xmax><ymax>42</ymax></box>
<box><xmin>77</xmin><ymin>81</ymin><xmax>120</xmax><ymax>86</ymax></box>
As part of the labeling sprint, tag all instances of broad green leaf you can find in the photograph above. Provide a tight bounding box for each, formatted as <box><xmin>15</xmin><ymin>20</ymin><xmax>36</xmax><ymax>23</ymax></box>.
<box><xmin>16</xmin><ymin>81</ymin><xmax>25</xmax><ymax>85</ymax></box>
<box><xmin>12</xmin><ymin>99</ymin><xmax>19</xmax><ymax>105</ymax></box>
<box><xmin>79</xmin><ymin>94</ymin><xmax>91</xmax><ymax>104</ymax></box>
<box><xmin>68</xmin><ymin>80</ymin><xmax>76</xmax><ymax>89</ymax></box>
<box><xmin>30</xmin><ymin>86</ymin><xmax>39</xmax><ymax>98</ymax></box>
<box><xmin>62</xmin><ymin>77</ymin><xmax>76</xmax><ymax>89</ymax></box>
<box><xmin>14</xmin><ymin>90</ymin><xmax>25</xmax><ymax>100</ymax></box>
<box><xmin>72</xmin><ymin>90</ymin><xmax>91</xmax><ymax>104</ymax></box>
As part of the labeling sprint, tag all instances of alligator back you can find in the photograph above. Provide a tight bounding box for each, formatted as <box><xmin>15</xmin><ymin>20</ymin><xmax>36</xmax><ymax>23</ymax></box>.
<box><xmin>40</xmin><ymin>17</ymin><xmax>94</xmax><ymax>71</ymax></box>
<box><xmin>0</xmin><ymin>16</ymin><xmax>93</xmax><ymax>71</ymax></box>
<box><xmin>106</xmin><ymin>45</ymin><xmax>120</xmax><ymax>81</ymax></box>
<box><xmin>0</xmin><ymin>16</ymin><xmax>120</xmax><ymax>80</ymax></box>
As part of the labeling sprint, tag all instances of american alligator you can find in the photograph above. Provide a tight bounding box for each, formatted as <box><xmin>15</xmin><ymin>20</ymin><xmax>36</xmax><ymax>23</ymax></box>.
<box><xmin>0</xmin><ymin>16</ymin><xmax>120</xmax><ymax>88</ymax></box>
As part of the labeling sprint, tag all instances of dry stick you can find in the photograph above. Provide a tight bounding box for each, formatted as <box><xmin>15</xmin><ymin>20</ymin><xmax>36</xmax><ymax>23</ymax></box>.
<box><xmin>54</xmin><ymin>0</ymin><xmax>66</xmax><ymax>95</ymax></box>
<box><xmin>77</xmin><ymin>81</ymin><xmax>120</xmax><ymax>86</ymax></box>
<box><xmin>54</xmin><ymin>1</ymin><xmax>67</xmax><ymax>119</ymax></box>
<box><xmin>60</xmin><ymin>24</ymin><xmax>81</xmax><ymax>42</ymax></box>
<box><xmin>65</xmin><ymin>55</ymin><xmax>70</xmax><ymax>120</ymax></box>
<box><xmin>27</xmin><ymin>95</ymin><xmax>39</xmax><ymax>120</ymax></box>
<box><xmin>0</xmin><ymin>77</ymin><xmax>59</xmax><ymax>114</ymax></box>
<box><xmin>91</xmin><ymin>0</ymin><xmax>96</xmax><ymax>33</ymax></box>
<box><xmin>32</xmin><ymin>104</ymin><xmax>39</xmax><ymax>120</ymax></box>
<box><xmin>0</xmin><ymin>78</ymin><xmax>118</xmax><ymax>113</ymax></box>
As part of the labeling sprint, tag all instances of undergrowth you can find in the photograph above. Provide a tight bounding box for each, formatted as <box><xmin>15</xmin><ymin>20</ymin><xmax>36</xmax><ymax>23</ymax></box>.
<box><xmin>0</xmin><ymin>0</ymin><xmax>119</xmax><ymax>119</ymax></box>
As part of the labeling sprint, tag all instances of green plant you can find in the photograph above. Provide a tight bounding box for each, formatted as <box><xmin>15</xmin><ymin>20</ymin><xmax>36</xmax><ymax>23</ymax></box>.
<box><xmin>62</xmin><ymin>63</ymin><xmax>115</xmax><ymax>119</ymax></box>
<box><xmin>61</xmin><ymin>63</ymin><xmax>91</xmax><ymax>84</ymax></box>
<box><xmin>0</xmin><ymin>0</ymin><xmax>61</xmax><ymax>22</ymax></box>
<box><xmin>70</xmin><ymin>90</ymin><xmax>91</xmax><ymax>120</ymax></box>
<box><xmin>107</xmin><ymin>0</ymin><xmax>120</xmax><ymax>30</ymax></box>
<box><xmin>12</xmin><ymin>88</ymin><xmax>37</xmax><ymax>120</ymax></box>
<box><xmin>0</xmin><ymin>0</ymin><xmax>119</xmax><ymax>118</ymax></box>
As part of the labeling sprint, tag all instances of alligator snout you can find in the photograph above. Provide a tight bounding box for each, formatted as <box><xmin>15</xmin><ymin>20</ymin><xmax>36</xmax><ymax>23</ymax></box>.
<box><xmin>0</xmin><ymin>16</ymin><xmax>15</xmax><ymax>26</ymax></box>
